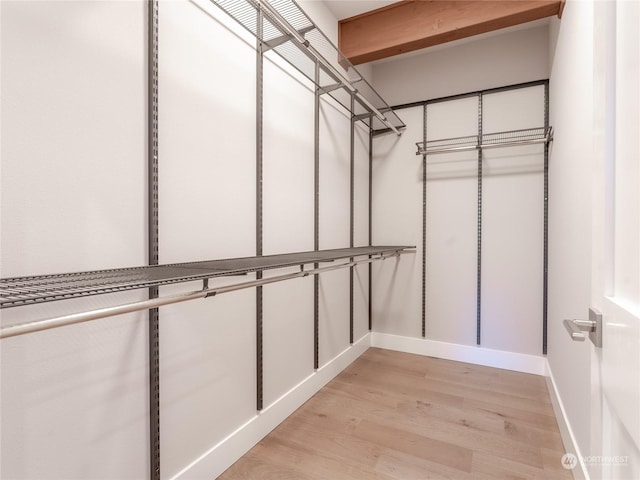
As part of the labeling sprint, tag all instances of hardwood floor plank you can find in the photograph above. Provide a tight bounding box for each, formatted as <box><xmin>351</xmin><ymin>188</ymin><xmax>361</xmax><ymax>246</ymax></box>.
<box><xmin>463</xmin><ymin>397</ymin><xmax>560</xmax><ymax>431</ymax></box>
<box><xmin>375</xmin><ymin>448</ymin><xmax>479</xmax><ymax>479</ymax></box>
<box><xmin>353</xmin><ymin>419</ymin><xmax>474</xmax><ymax>473</ymax></box>
<box><xmin>320</xmin><ymin>380</ymin><xmax>543</xmax><ymax>462</ymax></box>
<box><xmin>300</xmin><ymin>391</ymin><xmax>544</xmax><ymax>467</ymax></box>
<box><xmin>472</xmin><ymin>450</ymin><xmax>570</xmax><ymax>479</ymax></box>
<box><xmin>219</xmin><ymin>451</ymin><xmax>316</xmax><ymax>480</ymax></box>
<box><xmin>219</xmin><ymin>348</ymin><xmax>570</xmax><ymax>479</ymax></box>
<box><xmin>251</xmin><ymin>438</ymin><xmax>395</xmax><ymax>480</ymax></box>
<box><xmin>414</xmin><ymin>376</ymin><xmax>553</xmax><ymax>415</ymax></box>
<box><xmin>334</xmin><ymin>363</ymin><xmax>467</xmax><ymax>409</ymax></box>
<box><xmin>271</xmin><ymin>416</ymin><xmax>383</xmax><ymax>470</ymax></box>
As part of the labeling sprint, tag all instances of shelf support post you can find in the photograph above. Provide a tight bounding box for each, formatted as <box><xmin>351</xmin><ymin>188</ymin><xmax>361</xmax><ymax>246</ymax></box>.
<box><xmin>313</xmin><ymin>61</ymin><xmax>320</xmax><ymax>369</ymax></box>
<box><xmin>476</xmin><ymin>92</ymin><xmax>483</xmax><ymax>346</ymax></box>
<box><xmin>543</xmin><ymin>80</ymin><xmax>550</xmax><ymax>355</ymax></box>
<box><xmin>422</xmin><ymin>104</ymin><xmax>427</xmax><ymax>338</ymax></box>
<box><xmin>255</xmin><ymin>4</ymin><xmax>264</xmax><ymax>411</ymax></box>
<box><xmin>349</xmin><ymin>93</ymin><xmax>355</xmax><ymax>345</ymax></box>
<box><xmin>368</xmin><ymin>124</ymin><xmax>373</xmax><ymax>331</ymax></box>
<box><xmin>147</xmin><ymin>1</ymin><xmax>161</xmax><ymax>478</ymax></box>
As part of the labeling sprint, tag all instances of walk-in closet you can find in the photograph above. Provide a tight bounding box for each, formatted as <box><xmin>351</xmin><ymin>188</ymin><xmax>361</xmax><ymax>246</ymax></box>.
<box><xmin>1</xmin><ymin>0</ymin><xmax>639</xmax><ymax>479</ymax></box>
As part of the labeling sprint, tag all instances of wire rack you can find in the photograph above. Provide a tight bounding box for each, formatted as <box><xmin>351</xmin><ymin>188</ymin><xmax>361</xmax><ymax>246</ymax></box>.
<box><xmin>0</xmin><ymin>246</ymin><xmax>411</xmax><ymax>309</ymax></box>
<box><xmin>416</xmin><ymin>126</ymin><xmax>553</xmax><ymax>156</ymax></box>
<box><xmin>211</xmin><ymin>0</ymin><xmax>404</xmax><ymax>132</ymax></box>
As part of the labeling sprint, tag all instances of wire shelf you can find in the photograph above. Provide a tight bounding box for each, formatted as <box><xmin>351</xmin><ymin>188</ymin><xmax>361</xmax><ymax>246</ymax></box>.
<box><xmin>211</xmin><ymin>0</ymin><xmax>405</xmax><ymax>133</ymax></box>
<box><xmin>416</xmin><ymin>126</ymin><xmax>553</xmax><ymax>156</ymax></box>
<box><xmin>0</xmin><ymin>246</ymin><xmax>412</xmax><ymax>309</ymax></box>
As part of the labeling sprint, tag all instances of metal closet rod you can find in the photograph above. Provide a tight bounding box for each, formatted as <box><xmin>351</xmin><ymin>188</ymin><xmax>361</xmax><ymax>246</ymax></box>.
<box><xmin>254</xmin><ymin>0</ymin><xmax>401</xmax><ymax>136</ymax></box>
<box><xmin>0</xmin><ymin>252</ymin><xmax>403</xmax><ymax>340</ymax></box>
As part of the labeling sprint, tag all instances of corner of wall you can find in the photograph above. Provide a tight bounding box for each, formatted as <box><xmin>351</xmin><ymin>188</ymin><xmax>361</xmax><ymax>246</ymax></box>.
<box><xmin>371</xmin><ymin>332</ymin><xmax>547</xmax><ymax>376</ymax></box>
<box><xmin>171</xmin><ymin>333</ymin><xmax>372</xmax><ymax>480</ymax></box>
<box><xmin>548</xmin><ymin>16</ymin><xmax>561</xmax><ymax>75</ymax></box>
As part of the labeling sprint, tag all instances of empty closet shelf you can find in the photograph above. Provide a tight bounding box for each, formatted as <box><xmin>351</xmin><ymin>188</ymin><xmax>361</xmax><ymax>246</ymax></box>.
<box><xmin>0</xmin><ymin>246</ymin><xmax>414</xmax><ymax>309</ymax></box>
<box><xmin>416</xmin><ymin>126</ymin><xmax>553</xmax><ymax>155</ymax></box>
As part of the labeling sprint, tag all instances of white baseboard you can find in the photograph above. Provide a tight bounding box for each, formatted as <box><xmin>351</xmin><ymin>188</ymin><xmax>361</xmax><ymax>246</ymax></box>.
<box><xmin>171</xmin><ymin>333</ymin><xmax>371</xmax><ymax>480</ymax></box>
<box><xmin>370</xmin><ymin>332</ymin><xmax>547</xmax><ymax>375</ymax></box>
<box><xmin>545</xmin><ymin>360</ymin><xmax>589</xmax><ymax>480</ymax></box>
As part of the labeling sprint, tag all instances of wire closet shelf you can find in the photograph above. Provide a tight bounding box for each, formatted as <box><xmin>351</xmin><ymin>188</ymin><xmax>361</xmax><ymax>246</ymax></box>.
<box><xmin>212</xmin><ymin>0</ymin><xmax>405</xmax><ymax>135</ymax></box>
<box><xmin>416</xmin><ymin>126</ymin><xmax>553</xmax><ymax>156</ymax></box>
<box><xmin>0</xmin><ymin>246</ymin><xmax>411</xmax><ymax>310</ymax></box>
<box><xmin>0</xmin><ymin>246</ymin><xmax>414</xmax><ymax>339</ymax></box>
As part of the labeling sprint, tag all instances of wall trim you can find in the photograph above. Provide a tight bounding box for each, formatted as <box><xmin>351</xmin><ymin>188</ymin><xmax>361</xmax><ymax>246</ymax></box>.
<box><xmin>370</xmin><ymin>332</ymin><xmax>547</xmax><ymax>375</ymax></box>
<box><xmin>545</xmin><ymin>359</ymin><xmax>589</xmax><ymax>480</ymax></box>
<box><xmin>171</xmin><ymin>333</ymin><xmax>372</xmax><ymax>480</ymax></box>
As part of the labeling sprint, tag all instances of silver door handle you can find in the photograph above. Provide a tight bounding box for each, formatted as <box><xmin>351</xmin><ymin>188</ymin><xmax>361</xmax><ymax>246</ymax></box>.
<box><xmin>563</xmin><ymin>319</ymin><xmax>595</xmax><ymax>340</ymax></box>
<box><xmin>563</xmin><ymin>308</ymin><xmax>602</xmax><ymax>347</ymax></box>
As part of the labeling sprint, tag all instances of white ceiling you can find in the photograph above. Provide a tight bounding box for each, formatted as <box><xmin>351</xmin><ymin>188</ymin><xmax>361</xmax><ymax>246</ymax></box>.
<box><xmin>323</xmin><ymin>0</ymin><xmax>395</xmax><ymax>21</ymax></box>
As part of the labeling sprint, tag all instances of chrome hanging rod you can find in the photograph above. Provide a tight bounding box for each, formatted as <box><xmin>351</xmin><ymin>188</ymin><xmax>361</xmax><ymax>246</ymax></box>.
<box><xmin>0</xmin><ymin>252</ymin><xmax>406</xmax><ymax>340</ymax></box>
<box><xmin>254</xmin><ymin>0</ymin><xmax>401</xmax><ymax>136</ymax></box>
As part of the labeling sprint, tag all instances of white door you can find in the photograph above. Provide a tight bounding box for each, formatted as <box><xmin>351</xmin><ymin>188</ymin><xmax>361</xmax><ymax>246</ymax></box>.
<box><xmin>590</xmin><ymin>1</ymin><xmax>640</xmax><ymax>478</ymax></box>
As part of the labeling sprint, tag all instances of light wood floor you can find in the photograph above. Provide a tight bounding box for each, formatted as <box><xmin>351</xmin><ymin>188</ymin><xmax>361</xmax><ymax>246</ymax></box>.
<box><xmin>219</xmin><ymin>348</ymin><xmax>572</xmax><ymax>479</ymax></box>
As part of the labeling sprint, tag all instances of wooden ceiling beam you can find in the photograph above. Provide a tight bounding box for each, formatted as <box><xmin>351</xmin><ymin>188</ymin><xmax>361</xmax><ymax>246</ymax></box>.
<box><xmin>339</xmin><ymin>0</ymin><xmax>565</xmax><ymax>65</ymax></box>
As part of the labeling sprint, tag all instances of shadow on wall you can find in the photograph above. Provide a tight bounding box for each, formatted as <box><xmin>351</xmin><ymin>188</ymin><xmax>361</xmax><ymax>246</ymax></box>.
<box><xmin>424</xmin><ymin>150</ymin><xmax>545</xmax><ymax>181</ymax></box>
<box><xmin>372</xmin><ymin>133</ymin><xmax>403</xmax><ymax>159</ymax></box>
<box><xmin>375</xmin><ymin>256</ymin><xmax>415</xmax><ymax>322</ymax></box>
<box><xmin>188</xmin><ymin>0</ymin><xmax>254</xmax><ymax>50</ymax></box>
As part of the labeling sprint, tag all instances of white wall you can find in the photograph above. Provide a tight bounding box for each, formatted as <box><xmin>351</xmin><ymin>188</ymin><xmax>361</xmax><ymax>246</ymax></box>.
<box><xmin>371</xmin><ymin>107</ymin><xmax>422</xmax><ymax>337</ymax></box>
<box><xmin>371</xmin><ymin>85</ymin><xmax>546</xmax><ymax>358</ymax></box>
<box><xmin>370</xmin><ymin>15</ymin><xmax>549</xmax><ymax>359</ymax></box>
<box><xmin>301</xmin><ymin>0</ymin><xmax>372</xmax><ymax>362</ymax></box>
<box><xmin>369</xmin><ymin>22</ymin><xmax>550</xmax><ymax>362</ymax></box>
<box><xmin>317</xmin><ymin>95</ymin><xmax>351</xmax><ymax>365</ymax></box>
<box><xmin>546</xmin><ymin>0</ymin><xmax>594</xmax><ymax>467</ymax></box>
<box><xmin>548</xmin><ymin>2</ymin><xmax>640</xmax><ymax>479</ymax></box>
<box><xmin>0</xmin><ymin>0</ymin><xmax>371</xmax><ymax>479</ymax></box>
<box><xmin>481</xmin><ymin>86</ymin><xmax>545</xmax><ymax>356</ymax></box>
<box><xmin>425</xmin><ymin>98</ymin><xmax>478</xmax><ymax>345</ymax></box>
<box><xmin>1</xmin><ymin>1</ymin><xmax>149</xmax><ymax>479</ymax></box>
<box><xmin>262</xmin><ymin>49</ymin><xmax>315</xmax><ymax>408</ymax></box>
<box><xmin>372</xmin><ymin>24</ymin><xmax>549</xmax><ymax>106</ymax></box>
<box><xmin>157</xmin><ymin>2</ymin><xmax>257</xmax><ymax>477</ymax></box>
<box><xmin>353</xmin><ymin>123</ymin><xmax>371</xmax><ymax>341</ymax></box>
